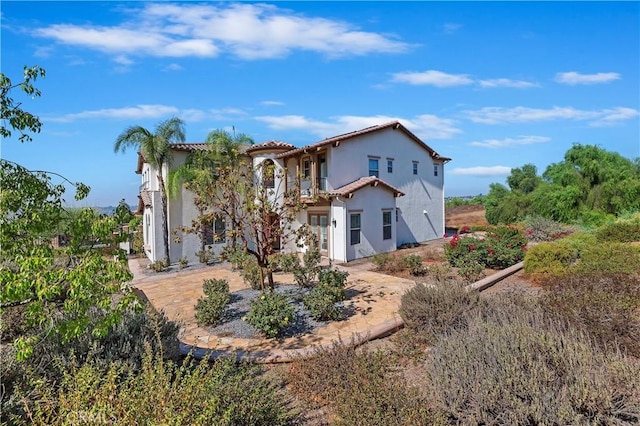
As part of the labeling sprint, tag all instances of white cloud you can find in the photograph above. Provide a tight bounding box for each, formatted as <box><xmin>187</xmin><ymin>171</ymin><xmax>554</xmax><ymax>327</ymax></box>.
<box><xmin>443</xmin><ymin>23</ymin><xmax>462</xmax><ymax>34</ymax></box>
<box><xmin>261</xmin><ymin>100</ymin><xmax>284</xmax><ymax>106</ymax></box>
<box><xmin>465</xmin><ymin>105</ymin><xmax>638</xmax><ymax>126</ymax></box>
<box><xmin>451</xmin><ymin>166</ymin><xmax>512</xmax><ymax>177</ymax></box>
<box><xmin>469</xmin><ymin>135</ymin><xmax>550</xmax><ymax>149</ymax></box>
<box><xmin>554</xmin><ymin>71</ymin><xmax>620</xmax><ymax>85</ymax></box>
<box><xmin>48</xmin><ymin>104</ymin><xmax>180</xmax><ymax>122</ymax></box>
<box><xmin>479</xmin><ymin>78</ymin><xmax>539</xmax><ymax>88</ymax></box>
<box><xmin>33</xmin><ymin>3</ymin><xmax>410</xmax><ymax>61</ymax></box>
<box><xmin>391</xmin><ymin>70</ymin><xmax>473</xmax><ymax>87</ymax></box>
<box><xmin>255</xmin><ymin>114</ymin><xmax>462</xmax><ymax>140</ymax></box>
<box><xmin>163</xmin><ymin>63</ymin><xmax>184</xmax><ymax>71</ymax></box>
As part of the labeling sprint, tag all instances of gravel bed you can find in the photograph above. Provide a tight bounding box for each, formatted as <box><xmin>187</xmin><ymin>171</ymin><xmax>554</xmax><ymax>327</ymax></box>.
<box><xmin>203</xmin><ymin>285</ymin><xmax>332</xmax><ymax>339</ymax></box>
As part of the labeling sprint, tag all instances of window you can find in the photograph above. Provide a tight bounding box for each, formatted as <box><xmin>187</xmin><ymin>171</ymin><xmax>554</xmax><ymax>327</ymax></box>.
<box><xmin>412</xmin><ymin>162</ymin><xmax>418</xmax><ymax>175</ymax></box>
<box><xmin>203</xmin><ymin>218</ymin><xmax>226</xmax><ymax>245</ymax></box>
<box><xmin>369</xmin><ymin>158</ymin><xmax>379</xmax><ymax>178</ymax></box>
<box><xmin>214</xmin><ymin>218</ymin><xmax>226</xmax><ymax>244</ymax></box>
<box><xmin>434</xmin><ymin>164</ymin><xmax>439</xmax><ymax>177</ymax></box>
<box><xmin>263</xmin><ymin>159</ymin><xmax>275</xmax><ymax>188</ymax></box>
<box><xmin>350</xmin><ymin>213</ymin><xmax>361</xmax><ymax>245</ymax></box>
<box><xmin>387</xmin><ymin>159</ymin><xmax>393</xmax><ymax>173</ymax></box>
<box><xmin>383</xmin><ymin>211</ymin><xmax>392</xmax><ymax>240</ymax></box>
<box><xmin>302</xmin><ymin>157</ymin><xmax>311</xmax><ymax>179</ymax></box>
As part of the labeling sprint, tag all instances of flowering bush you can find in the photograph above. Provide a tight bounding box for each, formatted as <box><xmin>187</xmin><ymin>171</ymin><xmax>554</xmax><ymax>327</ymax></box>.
<box><xmin>244</xmin><ymin>290</ymin><xmax>295</xmax><ymax>338</ymax></box>
<box><xmin>445</xmin><ymin>226</ymin><xmax>527</xmax><ymax>270</ymax></box>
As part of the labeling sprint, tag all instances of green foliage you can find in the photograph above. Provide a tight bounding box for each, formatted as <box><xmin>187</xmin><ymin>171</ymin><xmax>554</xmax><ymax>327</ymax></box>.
<box><xmin>221</xmin><ymin>245</ymin><xmax>248</xmax><ymax>270</ymax></box>
<box><xmin>523</xmin><ymin>241</ymin><xmax>577</xmax><ymax>276</ymax></box>
<box><xmin>194</xmin><ymin>279</ymin><xmax>231</xmax><ymax>326</ymax></box>
<box><xmin>428</xmin><ymin>299</ymin><xmax>640</xmax><ymax>424</ymax></box>
<box><xmin>114</xmin><ymin>198</ymin><xmax>133</xmax><ymax>224</ymax></box>
<box><xmin>594</xmin><ymin>213</ymin><xmax>640</xmax><ymax>242</ymax></box>
<box><xmin>371</xmin><ymin>252</ymin><xmax>402</xmax><ymax>274</ymax></box>
<box><xmin>485</xmin><ymin>145</ymin><xmax>640</xmax><ymax>225</ymax></box>
<box><xmin>0</xmin><ymin>65</ymin><xmax>46</xmax><ymax>143</ymax></box>
<box><xmin>2</xmin><ymin>307</ymin><xmax>180</xmax><ymax>418</ymax></box>
<box><xmin>399</xmin><ymin>282</ymin><xmax>487</xmax><ymax>343</ymax></box>
<box><xmin>178</xmin><ymin>256</ymin><xmax>188</xmax><ymax>269</ymax></box>
<box><xmin>244</xmin><ymin>290</ymin><xmax>295</xmax><ymax>338</ymax></box>
<box><xmin>19</xmin><ymin>351</ymin><xmax>294</xmax><ymax>425</ymax></box>
<box><xmin>457</xmin><ymin>261</ymin><xmax>486</xmax><ymax>283</ymax></box>
<box><xmin>445</xmin><ymin>226</ymin><xmax>526</xmax><ymax>270</ymax></box>
<box><xmin>401</xmin><ymin>254</ymin><xmax>428</xmax><ymax>276</ymax></box>
<box><xmin>445</xmin><ymin>194</ymin><xmax>486</xmax><ymax>208</ymax></box>
<box><xmin>1</xmin><ymin>160</ymin><xmax>136</xmax><ymax>360</ymax></box>
<box><xmin>303</xmin><ymin>269</ymin><xmax>349</xmax><ymax>321</ymax></box>
<box><xmin>278</xmin><ymin>241</ymin><xmax>321</xmax><ymax>288</ymax></box>
<box><xmin>541</xmin><ymin>273</ymin><xmax>640</xmax><ymax>358</ymax></box>
<box><xmin>575</xmin><ymin>242</ymin><xmax>640</xmax><ymax>275</ymax></box>
<box><xmin>239</xmin><ymin>254</ymin><xmax>264</xmax><ymax>290</ymax></box>
<box><xmin>150</xmin><ymin>259</ymin><xmax>168</xmax><ymax>272</ymax></box>
<box><xmin>287</xmin><ymin>340</ymin><xmax>434</xmax><ymax>426</ymax></box>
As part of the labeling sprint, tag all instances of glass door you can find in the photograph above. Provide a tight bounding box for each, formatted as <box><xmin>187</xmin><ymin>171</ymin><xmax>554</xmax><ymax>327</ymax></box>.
<box><xmin>309</xmin><ymin>213</ymin><xmax>329</xmax><ymax>255</ymax></box>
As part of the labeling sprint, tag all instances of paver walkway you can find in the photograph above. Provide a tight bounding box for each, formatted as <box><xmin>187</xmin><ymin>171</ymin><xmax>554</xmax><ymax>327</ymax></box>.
<box><xmin>128</xmin><ymin>259</ymin><xmax>416</xmax><ymax>363</ymax></box>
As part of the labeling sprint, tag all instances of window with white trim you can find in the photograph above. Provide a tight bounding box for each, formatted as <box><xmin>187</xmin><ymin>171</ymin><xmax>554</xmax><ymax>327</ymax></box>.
<box><xmin>412</xmin><ymin>162</ymin><xmax>418</xmax><ymax>175</ymax></box>
<box><xmin>387</xmin><ymin>159</ymin><xmax>393</xmax><ymax>173</ymax></box>
<box><xmin>369</xmin><ymin>158</ymin><xmax>379</xmax><ymax>178</ymax></box>
<box><xmin>383</xmin><ymin>211</ymin><xmax>392</xmax><ymax>240</ymax></box>
<box><xmin>434</xmin><ymin>164</ymin><xmax>439</xmax><ymax>177</ymax></box>
<box><xmin>214</xmin><ymin>218</ymin><xmax>226</xmax><ymax>243</ymax></box>
<box><xmin>350</xmin><ymin>213</ymin><xmax>361</xmax><ymax>245</ymax></box>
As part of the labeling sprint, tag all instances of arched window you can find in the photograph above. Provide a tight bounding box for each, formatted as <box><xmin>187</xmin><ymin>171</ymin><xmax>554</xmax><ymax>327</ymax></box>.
<box><xmin>263</xmin><ymin>159</ymin><xmax>275</xmax><ymax>188</ymax></box>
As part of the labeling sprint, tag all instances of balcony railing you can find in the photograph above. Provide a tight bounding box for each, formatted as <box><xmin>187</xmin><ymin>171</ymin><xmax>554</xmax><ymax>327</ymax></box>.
<box><xmin>300</xmin><ymin>177</ymin><xmax>327</xmax><ymax>197</ymax></box>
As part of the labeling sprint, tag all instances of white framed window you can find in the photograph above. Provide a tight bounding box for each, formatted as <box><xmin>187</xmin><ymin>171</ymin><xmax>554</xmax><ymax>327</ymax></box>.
<box><xmin>350</xmin><ymin>213</ymin><xmax>361</xmax><ymax>245</ymax></box>
<box><xmin>302</xmin><ymin>156</ymin><xmax>311</xmax><ymax>179</ymax></box>
<box><xmin>434</xmin><ymin>164</ymin><xmax>439</xmax><ymax>177</ymax></box>
<box><xmin>369</xmin><ymin>158</ymin><xmax>379</xmax><ymax>178</ymax></box>
<box><xmin>412</xmin><ymin>162</ymin><xmax>418</xmax><ymax>175</ymax></box>
<box><xmin>382</xmin><ymin>211</ymin><xmax>392</xmax><ymax>240</ymax></box>
<box><xmin>214</xmin><ymin>218</ymin><xmax>226</xmax><ymax>244</ymax></box>
<box><xmin>387</xmin><ymin>159</ymin><xmax>393</xmax><ymax>173</ymax></box>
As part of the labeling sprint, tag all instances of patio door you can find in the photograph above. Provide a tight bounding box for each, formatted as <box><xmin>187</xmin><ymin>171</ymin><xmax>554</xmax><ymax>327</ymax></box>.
<box><xmin>309</xmin><ymin>213</ymin><xmax>329</xmax><ymax>255</ymax></box>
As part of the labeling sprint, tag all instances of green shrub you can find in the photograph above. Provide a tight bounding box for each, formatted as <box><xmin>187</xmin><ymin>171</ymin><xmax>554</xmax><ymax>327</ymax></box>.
<box><xmin>287</xmin><ymin>340</ymin><xmax>434</xmax><ymax>426</ymax></box>
<box><xmin>303</xmin><ymin>269</ymin><xmax>349</xmax><ymax>321</ymax></box>
<box><xmin>457</xmin><ymin>261</ymin><xmax>485</xmax><ymax>283</ymax></box>
<box><xmin>428</xmin><ymin>302</ymin><xmax>640</xmax><ymax>424</ymax></box>
<box><xmin>244</xmin><ymin>290</ymin><xmax>295</xmax><ymax>338</ymax></box>
<box><xmin>372</xmin><ymin>252</ymin><xmax>392</xmax><ymax>271</ymax></box>
<box><xmin>221</xmin><ymin>245</ymin><xmax>248</xmax><ymax>270</ymax></box>
<box><xmin>178</xmin><ymin>256</ymin><xmax>188</xmax><ymax>269</ymax></box>
<box><xmin>541</xmin><ymin>273</ymin><xmax>640</xmax><ymax>357</ymax></box>
<box><xmin>484</xmin><ymin>226</ymin><xmax>528</xmax><ymax>269</ymax></box>
<box><xmin>401</xmin><ymin>254</ymin><xmax>428</xmax><ymax>276</ymax></box>
<box><xmin>150</xmin><ymin>259</ymin><xmax>167</xmax><ymax>272</ymax></box>
<box><xmin>21</xmin><ymin>351</ymin><xmax>294</xmax><ymax>425</ymax></box>
<box><xmin>197</xmin><ymin>248</ymin><xmax>216</xmax><ymax>264</ymax></box>
<box><xmin>427</xmin><ymin>263</ymin><xmax>454</xmax><ymax>284</ymax></box>
<box><xmin>523</xmin><ymin>240</ymin><xmax>577</xmax><ymax>276</ymax></box>
<box><xmin>239</xmin><ymin>255</ymin><xmax>264</xmax><ymax>289</ymax></box>
<box><xmin>444</xmin><ymin>235</ymin><xmax>488</xmax><ymax>267</ymax></box>
<box><xmin>276</xmin><ymin>247</ymin><xmax>321</xmax><ymax>288</ymax></box>
<box><xmin>194</xmin><ymin>279</ymin><xmax>231</xmax><ymax>325</ymax></box>
<box><xmin>595</xmin><ymin>215</ymin><xmax>640</xmax><ymax>242</ymax></box>
<box><xmin>399</xmin><ymin>282</ymin><xmax>486</xmax><ymax>343</ymax></box>
<box><xmin>576</xmin><ymin>242</ymin><xmax>640</xmax><ymax>275</ymax></box>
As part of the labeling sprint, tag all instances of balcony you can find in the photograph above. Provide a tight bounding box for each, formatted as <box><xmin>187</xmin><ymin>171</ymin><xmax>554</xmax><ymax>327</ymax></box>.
<box><xmin>300</xmin><ymin>177</ymin><xmax>328</xmax><ymax>198</ymax></box>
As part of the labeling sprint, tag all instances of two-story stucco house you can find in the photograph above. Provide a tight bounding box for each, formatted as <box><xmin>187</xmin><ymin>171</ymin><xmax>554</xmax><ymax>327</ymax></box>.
<box><xmin>136</xmin><ymin>121</ymin><xmax>450</xmax><ymax>264</ymax></box>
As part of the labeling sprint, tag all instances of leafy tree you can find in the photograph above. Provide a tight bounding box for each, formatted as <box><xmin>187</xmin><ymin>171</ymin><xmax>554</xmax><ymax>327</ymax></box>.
<box><xmin>114</xmin><ymin>117</ymin><xmax>186</xmax><ymax>265</ymax></box>
<box><xmin>0</xmin><ymin>65</ymin><xmax>45</xmax><ymax>143</ymax></box>
<box><xmin>169</xmin><ymin>128</ymin><xmax>254</xmax><ymax>256</ymax></box>
<box><xmin>485</xmin><ymin>144</ymin><xmax>640</xmax><ymax>224</ymax></box>
<box><xmin>114</xmin><ymin>198</ymin><xmax>134</xmax><ymax>225</ymax></box>
<box><xmin>1</xmin><ymin>67</ymin><xmax>136</xmax><ymax>360</ymax></box>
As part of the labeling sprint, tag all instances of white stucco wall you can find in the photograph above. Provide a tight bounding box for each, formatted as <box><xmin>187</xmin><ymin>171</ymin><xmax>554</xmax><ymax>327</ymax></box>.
<box><xmin>328</xmin><ymin>127</ymin><xmax>445</xmax><ymax>245</ymax></box>
<box><xmin>342</xmin><ymin>185</ymin><xmax>397</xmax><ymax>262</ymax></box>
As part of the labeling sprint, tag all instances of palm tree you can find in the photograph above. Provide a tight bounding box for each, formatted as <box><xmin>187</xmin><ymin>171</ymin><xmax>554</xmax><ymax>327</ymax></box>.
<box><xmin>168</xmin><ymin>128</ymin><xmax>253</xmax><ymax>258</ymax></box>
<box><xmin>114</xmin><ymin>117</ymin><xmax>185</xmax><ymax>265</ymax></box>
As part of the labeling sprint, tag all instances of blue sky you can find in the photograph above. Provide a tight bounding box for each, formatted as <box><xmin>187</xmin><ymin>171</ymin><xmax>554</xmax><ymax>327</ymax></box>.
<box><xmin>2</xmin><ymin>1</ymin><xmax>639</xmax><ymax>207</ymax></box>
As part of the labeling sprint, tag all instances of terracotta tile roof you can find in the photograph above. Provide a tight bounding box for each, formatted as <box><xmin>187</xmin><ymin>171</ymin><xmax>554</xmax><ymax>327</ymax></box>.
<box><xmin>170</xmin><ymin>143</ymin><xmax>209</xmax><ymax>152</ymax></box>
<box><xmin>246</xmin><ymin>140</ymin><xmax>296</xmax><ymax>153</ymax></box>
<box><xmin>275</xmin><ymin>121</ymin><xmax>451</xmax><ymax>162</ymax></box>
<box><xmin>136</xmin><ymin>190</ymin><xmax>153</xmax><ymax>215</ymax></box>
<box><xmin>329</xmin><ymin>176</ymin><xmax>404</xmax><ymax>198</ymax></box>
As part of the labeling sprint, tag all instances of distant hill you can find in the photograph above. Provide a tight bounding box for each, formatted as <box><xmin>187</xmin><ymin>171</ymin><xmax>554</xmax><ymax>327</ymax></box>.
<box><xmin>94</xmin><ymin>205</ymin><xmax>136</xmax><ymax>216</ymax></box>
